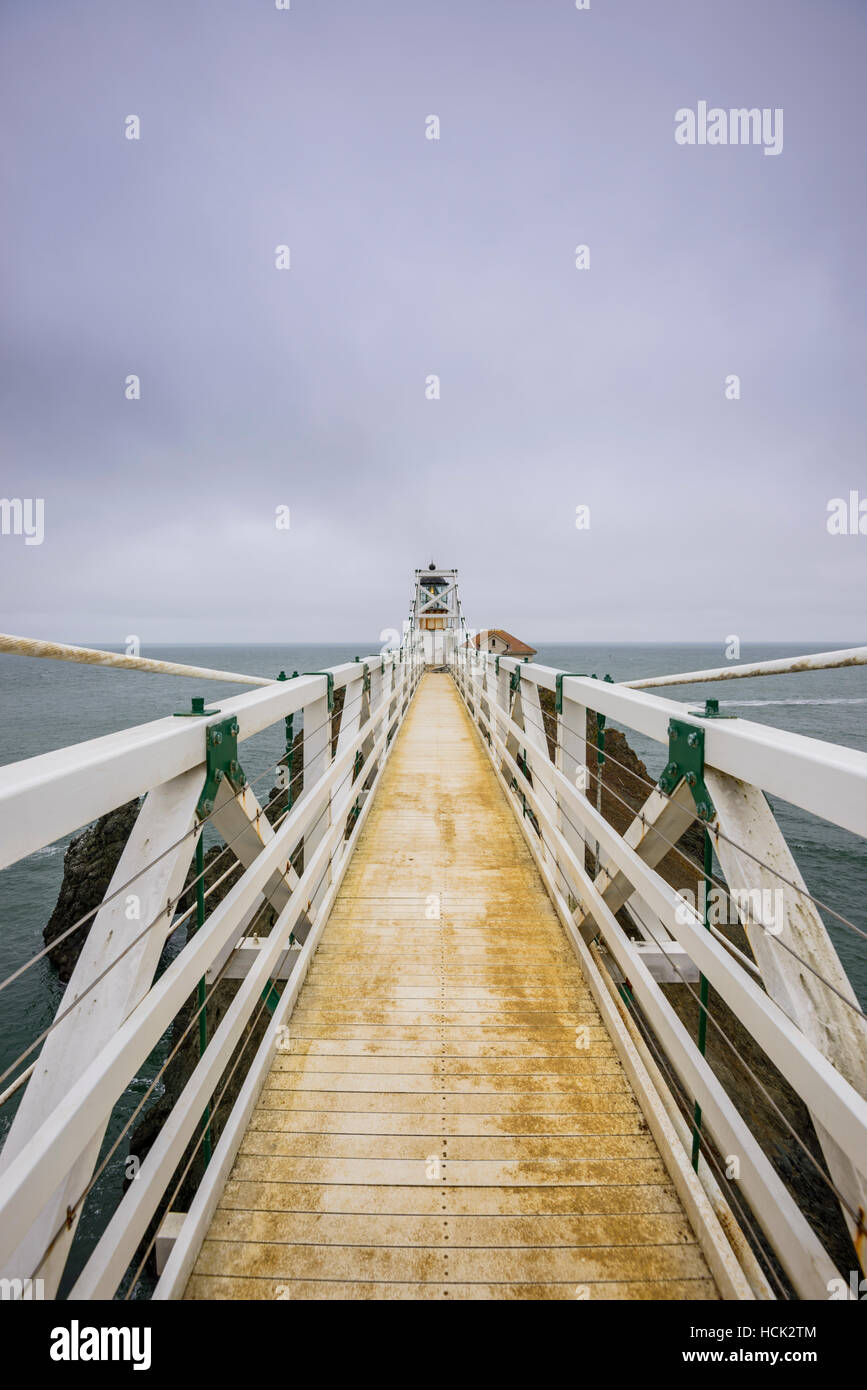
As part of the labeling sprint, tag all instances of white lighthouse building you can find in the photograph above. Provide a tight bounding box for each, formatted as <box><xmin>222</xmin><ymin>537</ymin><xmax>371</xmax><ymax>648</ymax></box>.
<box><xmin>413</xmin><ymin>562</ymin><xmax>461</xmax><ymax>666</ymax></box>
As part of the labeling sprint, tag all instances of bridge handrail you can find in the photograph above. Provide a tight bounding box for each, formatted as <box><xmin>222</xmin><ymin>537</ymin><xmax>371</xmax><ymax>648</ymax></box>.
<box><xmin>0</xmin><ymin>639</ymin><xmax>424</xmax><ymax>1297</ymax></box>
<box><xmin>490</xmin><ymin>658</ymin><xmax>867</xmax><ymax>839</ymax></box>
<box><xmin>449</xmin><ymin>639</ymin><xmax>867</xmax><ymax>1300</ymax></box>
<box><xmin>0</xmin><ymin>656</ymin><xmax>408</xmax><ymax>871</ymax></box>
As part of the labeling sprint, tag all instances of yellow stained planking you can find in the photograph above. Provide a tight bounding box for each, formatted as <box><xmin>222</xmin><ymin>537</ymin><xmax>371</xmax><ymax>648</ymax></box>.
<box><xmin>185</xmin><ymin>673</ymin><xmax>718</xmax><ymax>1300</ymax></box>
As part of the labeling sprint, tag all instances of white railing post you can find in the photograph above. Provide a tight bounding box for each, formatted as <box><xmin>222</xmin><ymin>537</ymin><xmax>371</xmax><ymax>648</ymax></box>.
<box><xmin>0</xmin><ymin>768</ymin><xmax>204</xmax><ymax>1296</ymax></box>
<box><xmin>300</xmin><ymin>679</ymin><xmax>333</xmax><ymax>916</ymax></box>
<box><xmin>556</xmin><ymin>688</ymin><xmax>591</xmax><ymax>914</ymax></box>
<box><xmin>493</xmin><ymin>660</ymin><xmax>512</xmax><ymax>781</ymax></box>
<box><xmin>514</xmin><ymin>673</ymin><xmax>556</xmax><ymax>871</ymax></box>
<box><xmin>707</xmin><ymin>768</ymin><xmax>867</xmax><ymax>1270</ymax></box>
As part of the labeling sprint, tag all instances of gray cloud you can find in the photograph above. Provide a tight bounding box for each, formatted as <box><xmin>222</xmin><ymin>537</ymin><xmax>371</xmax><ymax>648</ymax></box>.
<box><xmin>1</xmin><ymin>0</ymin><xmax>865</xmax><ymax>642</ymax></box>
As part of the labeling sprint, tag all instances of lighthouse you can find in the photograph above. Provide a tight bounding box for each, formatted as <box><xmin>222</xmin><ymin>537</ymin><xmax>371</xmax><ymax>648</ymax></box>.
<box><xmin>413</xmin><ymin>561</ymin><xmax>461</xmax><ymax>666</ymax></box>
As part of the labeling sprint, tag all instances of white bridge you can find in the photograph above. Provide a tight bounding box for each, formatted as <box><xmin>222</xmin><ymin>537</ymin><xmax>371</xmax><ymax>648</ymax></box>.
<box><xmin>0</xmin><ymin>573</ymin><xmax>865</xmax><ymax>1300</ymax></box>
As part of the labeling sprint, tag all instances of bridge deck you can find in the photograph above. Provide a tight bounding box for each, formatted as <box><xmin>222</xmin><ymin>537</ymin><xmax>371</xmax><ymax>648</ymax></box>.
<box><xmin>185</xmin><ymin>673</ymin><xmax>718</xmax><ymax>1299</ymax></box>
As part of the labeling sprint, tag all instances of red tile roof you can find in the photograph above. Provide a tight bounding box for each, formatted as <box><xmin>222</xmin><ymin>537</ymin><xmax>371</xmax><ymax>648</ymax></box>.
<box><xmin>472</xmin><ymin>629</ymin><xmax>537</xmax><ymax>656</ymax></box>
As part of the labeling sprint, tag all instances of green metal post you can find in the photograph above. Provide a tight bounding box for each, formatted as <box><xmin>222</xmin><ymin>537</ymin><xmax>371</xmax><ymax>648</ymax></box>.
<box><xmin>277</xmin><ymin>669</ymin><xmax>295</xmax><ymax>812</ymax></box>
<box><xmin>266</xmin><ymin>670</ymin><xmax>298</xmax><ymax>1000</ymax></box>
<box><xmin>594</xmin><ymin>713</ymin><xmax>606</xmax><ymax>877</ymax></box>
<box><xmin>284</xmin><ymin>719</ymin><xmax>295</xmax><ymax>811</ymax></box>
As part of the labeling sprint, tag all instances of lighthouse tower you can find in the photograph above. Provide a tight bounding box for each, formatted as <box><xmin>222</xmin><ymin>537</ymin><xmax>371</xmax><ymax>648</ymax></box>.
<box><xmin>413</xmin><ymin>562</ymin><xmax>461</xmax><ymax>666</ymax></box>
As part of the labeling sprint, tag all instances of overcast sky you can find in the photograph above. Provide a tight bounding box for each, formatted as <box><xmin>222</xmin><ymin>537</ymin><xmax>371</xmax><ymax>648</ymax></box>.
<box><xmin>1</xmin><ymin>0</ymin><xmax>865</xmax><ymax>644</ymax></box>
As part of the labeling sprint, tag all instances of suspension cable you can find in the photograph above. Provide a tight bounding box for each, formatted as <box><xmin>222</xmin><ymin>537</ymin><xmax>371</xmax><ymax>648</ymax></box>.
<box><xmin>26</xmin><ymin>738</ymin><xmax>374</xmax><ymax>1286</ymax></box>
<box><xmin>0</xmin><ymin>684</ymin><xmax>367</xmax><ymax>1000</ymax></box>
<box><xmin>606</xmin><ymin>969</ymin><xmax>790</xmax><ymax>1298</ymax></box>
<box><xmin>0</xmin><ymin>685</ymin><xmax>379</xmax><ymax>1090</ymax></box>
<box><xmin>458</xmin><ymin>670</ymin><xmax>865</xmax><ymax>1230</ymax></box>
<box><xmin>470</xmin><ymin>686</ymin><xmax>867</xmax><ymax>1024</ymax></box>
<box><xmin>506</xmin><ymin>687</ymin><xmax>867</xmax><ymax>948</ymax></box>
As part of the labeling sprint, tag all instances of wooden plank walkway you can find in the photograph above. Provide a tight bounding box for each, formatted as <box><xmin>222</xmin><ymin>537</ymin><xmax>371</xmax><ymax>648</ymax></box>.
<box><xmin>185</xmin><ymin>672</ymin><xmax>718</xmax><ymax>1299</ymax></box>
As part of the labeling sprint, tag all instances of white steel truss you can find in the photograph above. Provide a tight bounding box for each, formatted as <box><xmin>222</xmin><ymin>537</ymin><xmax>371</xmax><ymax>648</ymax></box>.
<box><xmin>0</xmin><ymin>637</ymin><xmax>424</xmax><ymax>1298</ymax></box>
<box><xmin>451</xmin><ymin>640</ymin><xmax>867</xmax><ymax>1300</ymax></box>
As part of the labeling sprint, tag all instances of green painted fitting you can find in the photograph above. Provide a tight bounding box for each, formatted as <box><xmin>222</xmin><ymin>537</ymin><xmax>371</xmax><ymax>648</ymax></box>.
<box><xmin>174</xmin><ymin>695</ymin><xmax>219</xmax><ymax>718</ymax></box>
<box><xmin>282</xmin><ymin>706</ymin><xmax>295</xmax><ymax>812</ymax></box>
<box><xmin>261</xmin><ymin>983</ymin><xmax>281</xmax><ymax>1013</ymax></box>
<box><xmin>304</xmin><ymin>671</ymin><xmax>334</xmax><ymax>711</ymax></box>
<box><xmin>197</xmin><ymin>715</ymin><xmax>245</xmax><ymax>819</ymax></box>
<box><xmin>596</xmin><ymin>712</ymin><xmax>606</xmax><ymax>766</ymax></box>
<box><xmin>688</xmin><ymin>696</ymin><xmax>736</xmax><ymax>720</ymax></box>
<box><xmin>617</xmin><ymin>981</ymin><xmax>635</xmax><ymax>1009</ymax></box>
<box><xmin>555</xmin><ymin>673</ymin><xmax>588</xmax><ymax>714</ymax></box>
<box><xmin>658</xmin><ymin>719</ymin><xmax>716</xmax><ymax>821</ymax></box>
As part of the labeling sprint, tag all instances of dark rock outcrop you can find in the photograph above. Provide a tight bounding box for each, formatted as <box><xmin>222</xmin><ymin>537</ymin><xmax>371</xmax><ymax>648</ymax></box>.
<box><xmin>43</xmin><ymin>799</ymin><xmax>142</xmax><ymax>981</ymax></box>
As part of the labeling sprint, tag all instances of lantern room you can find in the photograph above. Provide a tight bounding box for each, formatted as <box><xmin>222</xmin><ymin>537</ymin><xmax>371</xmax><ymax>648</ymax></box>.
<box><xmin>413</xmin><ymin>562</ymin><xmax>460</xmax><ymax>665</ymax></box>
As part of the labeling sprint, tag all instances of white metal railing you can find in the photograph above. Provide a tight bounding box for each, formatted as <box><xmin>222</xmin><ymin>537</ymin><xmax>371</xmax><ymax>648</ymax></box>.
<box><xmin>0</xmin><ymin>636</ymin><xmax>424</xmax><ymax>1298</ymax></box>
<box><xmin>2</xmin><ymin>610</ymin><xmax>865</xmax><ymax>1301</ymax></box>
<box><xmin>448</xmin><ymin>636</ymin><xmax>867</xmax><ymax>1300</ymax></box>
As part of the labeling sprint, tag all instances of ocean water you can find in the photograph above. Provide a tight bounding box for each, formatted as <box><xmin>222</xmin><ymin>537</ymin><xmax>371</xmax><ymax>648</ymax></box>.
<box><xmin>0</xmin><ymin>640</ymin><xmax>864</xmax><ymax>1293</ymax></box>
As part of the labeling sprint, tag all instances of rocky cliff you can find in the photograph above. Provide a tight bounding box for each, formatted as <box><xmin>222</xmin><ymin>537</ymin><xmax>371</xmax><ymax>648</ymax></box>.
<box><xmin>43</xmin><ymin>799</ymin><xmax>142</xmax><ymax>981</ymax></box>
